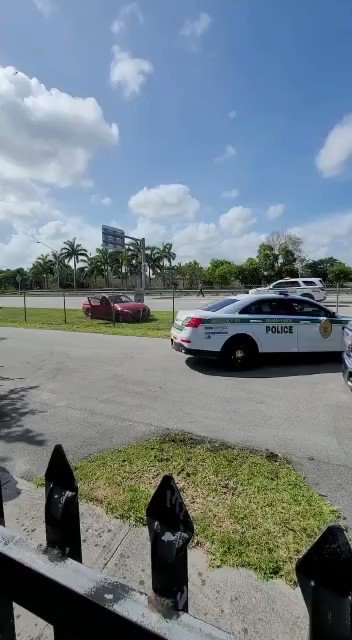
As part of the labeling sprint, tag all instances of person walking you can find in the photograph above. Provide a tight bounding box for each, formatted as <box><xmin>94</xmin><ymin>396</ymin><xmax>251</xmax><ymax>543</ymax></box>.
<box><xmin>197</xmin><ymin>282</ymin><xmax>204</xmax><ymax>297</ymax></box>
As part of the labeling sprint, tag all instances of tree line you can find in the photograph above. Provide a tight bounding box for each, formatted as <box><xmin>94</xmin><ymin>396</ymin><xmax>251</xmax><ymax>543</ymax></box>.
<box><xmin>1</xmin><ymin>231</ymin><xmax>352</xmax><ymax>291</ymax></box>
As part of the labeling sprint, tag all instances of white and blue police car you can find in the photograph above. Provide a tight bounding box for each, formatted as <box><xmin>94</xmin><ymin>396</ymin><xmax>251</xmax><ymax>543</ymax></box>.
<box><xmin>343</xmin><ymin>321</ymin><xmax>352</xmax><ymax>390</ymax></box>
<box><xmin>171</xmin><ymin>294</ymin><xmax>351</xmax><ymax>369</ymax></box>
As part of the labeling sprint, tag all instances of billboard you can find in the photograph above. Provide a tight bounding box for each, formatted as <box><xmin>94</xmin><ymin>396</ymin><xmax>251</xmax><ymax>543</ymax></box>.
<box><xmin>102</xmin><ymin>225</ymin><xmax>125</xmax><ymax>251</ymax></box>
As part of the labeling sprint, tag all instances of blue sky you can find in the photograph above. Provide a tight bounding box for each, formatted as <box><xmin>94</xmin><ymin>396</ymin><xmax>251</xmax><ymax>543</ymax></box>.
<box><xmin>1</xmin><ymin>0</ymin><xmax>352</xmax><ymax>267</ymax></box>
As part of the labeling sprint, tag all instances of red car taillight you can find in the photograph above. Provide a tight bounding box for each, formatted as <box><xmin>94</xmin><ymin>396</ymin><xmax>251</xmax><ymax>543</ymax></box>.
<box><xmin>182</xmin><ymin>317</ymin><xmax>203</xmax><ymax>328</ymax></box>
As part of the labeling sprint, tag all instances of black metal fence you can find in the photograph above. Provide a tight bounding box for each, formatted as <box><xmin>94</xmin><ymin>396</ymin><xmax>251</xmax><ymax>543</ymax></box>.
<box><xmin>0</xmin><ymin>445</ymin><xmax>352</xmax><ymax>639</ymax></box>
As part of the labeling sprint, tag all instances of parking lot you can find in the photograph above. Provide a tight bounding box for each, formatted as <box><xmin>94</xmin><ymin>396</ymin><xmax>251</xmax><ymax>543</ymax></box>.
<box><xmin>1</xmin><ymin>325</ymin><xmax>352</xmax><ymax>527</ymax></box>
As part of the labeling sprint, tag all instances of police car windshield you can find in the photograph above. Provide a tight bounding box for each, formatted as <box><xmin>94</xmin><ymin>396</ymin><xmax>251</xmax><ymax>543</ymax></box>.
<box><xmin>202</xmin><ymin>298</ymin><xmax>238</xmax><ymax>312</ymax></box>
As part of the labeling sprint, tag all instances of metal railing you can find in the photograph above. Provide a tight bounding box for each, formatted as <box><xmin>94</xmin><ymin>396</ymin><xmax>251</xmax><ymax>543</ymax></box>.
<box><xmin>0</xmin><ymin>445</ymin><xmax>234</xmax><ymax>640</ymax></box>
<box><xmin>1</xmin><ymin>445</ymin><xmax>352</xmax><ymax>639</ymax></box>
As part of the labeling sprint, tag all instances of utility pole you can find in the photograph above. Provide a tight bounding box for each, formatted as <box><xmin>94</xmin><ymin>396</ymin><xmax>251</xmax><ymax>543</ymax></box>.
<box><xmin>141</xmin><ymin>237</ymin><xmax>146</xmax><ymax>291</ymax></box>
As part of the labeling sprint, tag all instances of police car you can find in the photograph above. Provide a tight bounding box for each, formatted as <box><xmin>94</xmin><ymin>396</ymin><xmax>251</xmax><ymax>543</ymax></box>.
<box><xmin>342</xmin><ymin>321</ymin><xmax>352</xmax><ymax>390</ymax></box>
<box><xmin>249</xmin><ymin>278</ymin><xmax>326</xmax><ymax>301</ymax></box>
<box><xmin>171</xmin><ymin>294</ymin><xmax>351</xmax><ymax>368</ymax></box>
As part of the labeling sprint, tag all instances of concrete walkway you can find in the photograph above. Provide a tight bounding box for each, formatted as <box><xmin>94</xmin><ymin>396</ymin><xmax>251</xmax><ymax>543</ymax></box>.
<box><xmin>1</xmin><ymin>473</ymin><xmax>308</xmax><ymax>640</ymax></box>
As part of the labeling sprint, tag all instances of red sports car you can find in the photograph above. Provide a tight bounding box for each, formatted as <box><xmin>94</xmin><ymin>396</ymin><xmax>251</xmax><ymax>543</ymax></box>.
<box><xmin>82</xmin><ymin>294</ymin><xmax>150</xmax><ymax>323</ymax></box>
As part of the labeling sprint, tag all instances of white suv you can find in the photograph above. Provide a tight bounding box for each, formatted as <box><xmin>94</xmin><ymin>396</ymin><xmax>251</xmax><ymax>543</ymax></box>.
<box><xmin>249</xmin><ymin>278</ymin><xmax>326</xmax><ymax>302</ymax></box>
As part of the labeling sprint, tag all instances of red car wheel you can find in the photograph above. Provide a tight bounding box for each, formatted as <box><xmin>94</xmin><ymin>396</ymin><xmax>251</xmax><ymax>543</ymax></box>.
<box><xmin>85</xmin><ymin>308</ymin><xmax>92</xmax><ymax>319</ymax></box>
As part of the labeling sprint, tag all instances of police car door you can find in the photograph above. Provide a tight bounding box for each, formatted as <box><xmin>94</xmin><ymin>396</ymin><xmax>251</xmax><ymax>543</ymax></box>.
<box><xmin>291</xmin><ymin>299</ymin><xmax>343</xmax><ymax>352</ymax></box>
<box><xmin>239</xmin><ymin>298</ymin><xmax>298</xmax><ymax>353</ymax></box>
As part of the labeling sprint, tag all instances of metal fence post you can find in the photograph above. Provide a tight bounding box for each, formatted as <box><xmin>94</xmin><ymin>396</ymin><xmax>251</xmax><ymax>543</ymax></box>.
<box><xmin>336</xmin><ymin>283</ymin><xmax>340</xmax><ymax>313</ymax></box>
<box><xmin>23</xmin><ymin>291</ymin><xmax>27</xmax><ymax>323</ymax></box>
<box><xmin>172</xmin><ymin>288</ymin><xmax>175</xmax><ymax>323</ymax></box>
<box><xmin>0</xmin><ymin>481</ymin><xmax>17</xmax><ymax>640</ymax></box>
<box><xmin>45</xmin><ymin>445</ymin><xmax>82</xmax><ymax>562</ymax></box>
<box><xmin>146</xmin><ymin>474</ymin><xmax>194</xmax><ymax>613</ymax></box>
<box><xmin>296</xmin><ymin>524</ymin><xmax>352</xmax><ymax>640</ymax></box>
<box><xmin>63</xmin><ymin>292</ymin><xmax>67</xmax><ymax>324</ymax></box>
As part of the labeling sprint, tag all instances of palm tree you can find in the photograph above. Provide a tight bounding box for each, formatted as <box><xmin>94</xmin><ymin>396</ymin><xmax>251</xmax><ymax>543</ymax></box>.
<box><xmin>60</xmin><ymin>238</ymin><xmax>89</xmax><ymax>290</ymax></box>
<box><xmin>50</xmin><ymin>250</ymin><xmax>66</xmax><ymax>288</ymax></box>
<box><xmin>93</xmin><ymin>247</ymin><xmax>112</xmax><ymax>287</ymax></box>
<box><xmin>85</xmin><ymin>256</ymin><xmax>103</xmax><ymax>288</ymax></box>
<box><xmin>159</xmin><ymin>242</ymin><xmax>176</xmax><ymax>288</ymax></box>
<box><xmin>146</xmin><ymin>246</ymin><xmax>162</xmax><ymax>289</ymax></box>
<box><xmin>109</xmin><ymin>250</ymin><xmax>124</xmax><ymax>288</ymax></box>
<box><xmin>30</xmin><ymin>254</ymin><xmax>55</xmax><ymax>289</ymax></box>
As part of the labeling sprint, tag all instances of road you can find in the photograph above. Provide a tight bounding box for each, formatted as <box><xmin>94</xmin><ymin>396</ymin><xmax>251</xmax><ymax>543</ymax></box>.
<box><xmin>1</xmin><ymin>327</ymin><xmax>352</xmax><ymax>523</ymax></box>
<box><xmin>1</xmin><ymin>293</ymin><xmax>351</xmax><ymax>313</ymax></box>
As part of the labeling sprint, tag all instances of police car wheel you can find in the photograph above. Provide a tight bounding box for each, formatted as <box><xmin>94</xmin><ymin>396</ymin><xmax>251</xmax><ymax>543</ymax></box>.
<box><xmin>221</xmin><ymin>336</ymin><xmax>258</xmax><ymax>370</ymax></box>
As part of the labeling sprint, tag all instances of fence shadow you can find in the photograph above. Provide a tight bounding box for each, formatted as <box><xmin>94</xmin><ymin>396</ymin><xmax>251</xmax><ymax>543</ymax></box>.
<box><xmin>186</xmin><ymin>353</ymin><xmax>343</xmax><ymax>379</ymax></box>
<box><xmin>0</xmin><ymin>384</ymin><xmax>46</xmax><ymax>447</ymax></box>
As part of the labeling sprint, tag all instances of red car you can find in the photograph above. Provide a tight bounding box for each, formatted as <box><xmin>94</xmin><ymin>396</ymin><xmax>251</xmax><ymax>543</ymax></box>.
<box><xmin>82</xmin><ymin>294</ymin><xmax>150</xmax><ymax>323</ymax></box>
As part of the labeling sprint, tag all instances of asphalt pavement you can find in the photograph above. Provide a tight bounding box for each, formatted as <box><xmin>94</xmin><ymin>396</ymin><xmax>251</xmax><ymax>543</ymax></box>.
<box><xmin>1</xmin><ymin>293</ymin><xmax>351</xmax><ymax>313</ymax></box>
<box><xmin>1</xmin><ymin>326</ymin><xmax>352</xmax><ymax>525</ymax></box>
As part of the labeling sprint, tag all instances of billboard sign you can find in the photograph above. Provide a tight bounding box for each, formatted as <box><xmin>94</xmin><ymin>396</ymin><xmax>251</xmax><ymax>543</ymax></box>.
<box><xmin>102</xmin><ymin>225</ymin><xmax>125</xmax><ymax>251</ymax></box>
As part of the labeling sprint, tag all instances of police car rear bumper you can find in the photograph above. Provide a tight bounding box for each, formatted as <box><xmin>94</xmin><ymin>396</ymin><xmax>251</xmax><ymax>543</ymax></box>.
<box><xmin>342</xmin><ymin>351</ymin><xmax>352</xmax><ymax>389</ymax></box>
<box><xmin>171</xmin><ymin>339</ymin><xmax>218</xmax><ymax>359</ymax></box>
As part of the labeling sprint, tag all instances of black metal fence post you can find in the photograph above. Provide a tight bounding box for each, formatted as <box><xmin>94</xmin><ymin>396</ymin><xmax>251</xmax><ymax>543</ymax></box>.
<box><xmin>296</xmin><ymin>524</ymin><xmax>352</xmax><ymax>640</ymax></box>
<box><xmin>45</xmin><ymin>445</ymin><xmax>82</xmax><ymax>640</ymax></box>
<box><xmin>23</xmin><ymin>292</ymin><xmax>27</xmax><ymax>323</ymax></box>
<box><xmin>45</xmin><ymin>444</ymin><xmax>82</xmax><ymax>563</ymax></box>
<box><xmin>63</xmin><ymin>292</ymin><xmax>67</xmax><ymax>324</ymax></box>
<box><xmin>146</xmin><ymin>474</ymin><xmax>194</xmax><ymax>613</ymax></box>
<box><xmin>0</xmin><ymin>481</ymin><xmax>17</xmax><ymax>640</ymax></box>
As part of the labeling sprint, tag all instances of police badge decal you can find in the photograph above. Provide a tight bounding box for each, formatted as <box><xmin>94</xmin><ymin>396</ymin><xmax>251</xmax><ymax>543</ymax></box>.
<box><xmin>319</xmin><ymin>318</ymin><xmax>332</xmax><ymax>339</ymax></box>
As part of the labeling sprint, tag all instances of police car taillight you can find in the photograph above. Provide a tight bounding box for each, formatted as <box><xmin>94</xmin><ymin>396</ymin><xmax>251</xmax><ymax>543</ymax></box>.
<box><xmin>183</xmin><ymin>317</ymin><xmax>203</xmax><ymax>328</ymax></box>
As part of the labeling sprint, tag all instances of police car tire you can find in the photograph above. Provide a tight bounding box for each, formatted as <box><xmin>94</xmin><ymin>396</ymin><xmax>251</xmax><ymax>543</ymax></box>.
<box><xmin>300</xmin><ymin>293</ymin><xmax>314</xmax><ymax>300</ymax></box>
<box><xmin>220</xmin><ymin>335</ymin><xmax>258</xmax><ymax>370</ymax></box>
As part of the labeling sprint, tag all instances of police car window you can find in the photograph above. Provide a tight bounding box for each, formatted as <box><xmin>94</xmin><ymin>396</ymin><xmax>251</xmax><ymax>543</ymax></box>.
<box><xmin>291</xmin><ymin>301</ymin><xmax>327</xmax><ymax>317</ymax></box>
<box><xmin>302</xmin><ymin>280</ymin><xmax>317</xmax><ymax>287</ymax></box>
<box><xmin>271</xmin><ymin>281</ymin><xmax>286</xmax><ymax>289</ymax></box>
<box><xmin>202</xmin><ymin>298</ymin><xmax>237</xmax><ymax>311</ymax></box>
<box><xmin>240</xmin><ymin>299</ymin><xmax>295</xmax><ymax>315</ymax></box>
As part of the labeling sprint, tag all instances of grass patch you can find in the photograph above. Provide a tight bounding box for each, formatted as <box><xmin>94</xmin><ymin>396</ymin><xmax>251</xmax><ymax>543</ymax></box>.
<box><xmin>0</xmin><ymin>307</ymin><xmax>172</xmax><ymax>338</ymax></box>
<box><xmin>75</xmin><ymin>433</ymin><xmax>340</xmax><ymax>585</ymax></box>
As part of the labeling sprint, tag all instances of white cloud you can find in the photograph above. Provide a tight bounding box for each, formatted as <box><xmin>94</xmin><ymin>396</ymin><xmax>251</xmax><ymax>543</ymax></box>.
<box><xmin>219</xmin><ymin>206</ymin><xmax>256</xmax><ymax>235</ymax></box>
<box><xmin>228</xmin><ymin>110</ymin><xmax>236</xmax><ymax>119</ymax></box>
<box><xmin>221</xmin><ymin>188</ymin><xmax>239</xmax><ymax>200</ymax></box>
<box><xmin>111</xmin><ymin>2</ymin><xmax>144</xmax><ymax>34</ymax></box>
<box><xmin>90</xmin><ymin>193</ymin><xmax>112</xmax><ymax>206</ymax></box>
<box><xmin>316</xmin><ymin>114</ymin><xmax>352</xmax><ymax>177</ymax></box>
<box><xmin>129</xmin><ymin>218</ymin><xmax>167</xmax><ymax>245</ymax></box>
<box><xmin>0</xmin><ymin>212</ymin><xmax>102</xmax><ymax>269</ymax></box>
<box><xmin>267</xmin><ymin>203</ymin><xmax>285</xmax><ymax>220</ymax></box>
<box><xmin>110</xmin><ymin>46</ymin><xmax>153</xmax><ymax>99</ymax></box>
<box><xmin>129</xmin><ymin>184</ymin><xmax>200</xmax><ymax>220</ymax></box>
<box><xmin>33</xmin><ymin>0</ymin><xmax>53</xmax><ymax>17</ymax></box>
<box><xmin>290</xmin><ymin>211</ymin><xmax>352</xmax><ymax>262</ymax></box>
<box><xmin>0</xmin><ymin>66</ymin><xmax>118</xmax><ymax>188</ymax></box>
<box><xmin>214</xmin><ymin>144</ymin><xmax>237</xmax><ymax>163</ymax></box>
<box><xmin>179</xmin><ymin>12</ymin><xmax>212</xmax><ymax>51</ymax></box>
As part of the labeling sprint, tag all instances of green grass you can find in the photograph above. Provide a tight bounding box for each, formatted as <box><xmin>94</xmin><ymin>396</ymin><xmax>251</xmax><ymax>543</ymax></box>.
<box><xmin>74</xmin><ymin>433</ymin><xmax>340</xmax><ymax>585</ymax></box>
<box><xmin>0</xmin><ymin>307</ymin><xmax>172</xmax><ymax>338</ymax></box>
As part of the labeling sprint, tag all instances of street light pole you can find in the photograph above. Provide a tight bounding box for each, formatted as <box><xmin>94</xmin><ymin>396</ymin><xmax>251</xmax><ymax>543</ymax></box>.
<box><xmin>141</xmin><ymin>237</ymin><xmax>146</xmax><ymax>291</ymax></box>
<box><xmin>36</xmin><ymin>241</ymin><xmax>60</xmax><ymax>289</ymax></box>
